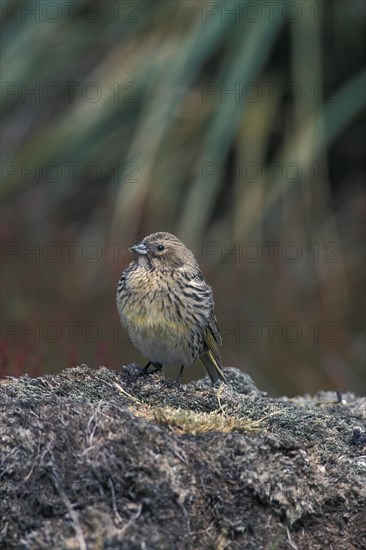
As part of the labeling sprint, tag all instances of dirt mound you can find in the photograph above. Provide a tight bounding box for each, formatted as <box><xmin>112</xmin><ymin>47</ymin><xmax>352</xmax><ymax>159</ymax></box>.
<box><xmin>1</xmin><ymin>365</ymin><xmax>365</xmax><ymax>549</ymax></box>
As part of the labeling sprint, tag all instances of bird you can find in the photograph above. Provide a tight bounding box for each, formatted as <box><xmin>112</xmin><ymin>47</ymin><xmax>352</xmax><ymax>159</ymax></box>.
<box><xmin>116</xmin><ymin>231</ymin><xmax>227</xmax><ymax>387</ymax></box>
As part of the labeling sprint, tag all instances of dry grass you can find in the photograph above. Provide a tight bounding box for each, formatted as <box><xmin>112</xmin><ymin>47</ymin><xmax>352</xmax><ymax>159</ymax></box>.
<box><xmin>113</xmin><ymin>379</ymin><xmax>264</xmax><ymax>434</ymax></box>
<box><xmin>131</xmin><ymin>404</ymin><xmax>263</xmax><ymax>435</ymax></box>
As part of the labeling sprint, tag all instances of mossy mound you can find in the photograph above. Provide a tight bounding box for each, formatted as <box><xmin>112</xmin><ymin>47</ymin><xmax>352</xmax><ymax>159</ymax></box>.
<box><xmin>1</xmin><ymin>365</ymin><xmax>365</xmax><ymax>549</ymax></box>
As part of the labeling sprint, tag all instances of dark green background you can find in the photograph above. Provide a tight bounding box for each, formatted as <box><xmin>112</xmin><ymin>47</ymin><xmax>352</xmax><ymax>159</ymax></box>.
<box><xmin>1</xmin><ymin>0</ymin><xmax>365</xmax><ymax>395</ymax></box>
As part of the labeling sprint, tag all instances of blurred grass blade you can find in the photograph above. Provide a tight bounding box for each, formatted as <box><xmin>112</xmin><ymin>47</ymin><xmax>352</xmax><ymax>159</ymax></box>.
<box><xmin>178</xmin><ymin>9</ymin><xmax>284</xmax><ymax>242</ymax></box>
<box><xmin>111</xmin><ymin>0</ymin><xmax>251</xmax><ymax>237</ymax></box>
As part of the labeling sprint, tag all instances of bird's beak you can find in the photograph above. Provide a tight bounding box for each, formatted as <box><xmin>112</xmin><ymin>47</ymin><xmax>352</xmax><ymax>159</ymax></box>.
<box><xmin>130</xmin><ymin>242</ymin><xmax>149</xmax><ymax>255</ymax></box>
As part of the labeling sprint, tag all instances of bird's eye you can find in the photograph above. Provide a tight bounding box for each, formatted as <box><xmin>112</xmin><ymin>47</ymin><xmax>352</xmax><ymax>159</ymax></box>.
<box><xmin>157</xmin><ymin>244</ymin><xmax>165</xmax><ymax>252</ymax></box>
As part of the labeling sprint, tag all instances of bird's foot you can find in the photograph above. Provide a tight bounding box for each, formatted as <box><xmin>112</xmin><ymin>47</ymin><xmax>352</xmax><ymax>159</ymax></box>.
<box><xmin>161</xmin><ymin>365</ymin><xmax>184</xmax><ymax>390</ymax></box>
<box><xmin>161</xmin><ymin>379</ymin><xmax>183</xmax><ymax>390</ymax></box>
<box><xmin>127</xmin><ymin>362</ymin><xmax>163</xmax><ymax>382</ymax></box>
<box><xmin>149</xmin><ymin>364</ymin><xmax>163</xmax><ymax>374</ymax></box>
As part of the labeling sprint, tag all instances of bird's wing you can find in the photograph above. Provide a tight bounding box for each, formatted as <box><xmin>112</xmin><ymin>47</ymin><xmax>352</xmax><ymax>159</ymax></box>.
<box><xmin>183</xmin><ymin>271</ymin><xmax>222</xmax><ymax>363</ymax></box>
<box><xmin>203</xmin><ymin>312</ymin><xmax>222</xmax><ymax>366</ymax></box>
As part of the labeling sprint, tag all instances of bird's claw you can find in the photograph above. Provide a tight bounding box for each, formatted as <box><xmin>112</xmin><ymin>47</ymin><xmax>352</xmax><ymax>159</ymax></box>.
<box><xmin>161</xmin><ymin>379</ymin><xmax>183</xmax><ymax>390</ymax></box>
<box><xmin>126</xmin><ymin>362</ymin><xmax>163</xmax><ymax>382</ymax></box>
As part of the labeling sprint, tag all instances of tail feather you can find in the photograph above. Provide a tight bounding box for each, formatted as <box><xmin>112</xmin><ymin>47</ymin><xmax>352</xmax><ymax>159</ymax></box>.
<box><xmin>200</xmin><ymin>351</ymin><xmax>227</xmax><ymax>385</ymax></box>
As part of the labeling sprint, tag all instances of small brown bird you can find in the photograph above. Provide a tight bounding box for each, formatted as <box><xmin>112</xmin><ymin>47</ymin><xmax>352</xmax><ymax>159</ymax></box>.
<box><xmin>116</xmin><ymin>232</ymin><xmax>226</xmax><ymax>386</ymax></box>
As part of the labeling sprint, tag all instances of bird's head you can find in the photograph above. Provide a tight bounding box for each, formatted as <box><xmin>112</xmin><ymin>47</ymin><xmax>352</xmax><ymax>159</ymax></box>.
<box><xmin>130</xmin><ymin>232</ymin><xmax>198</xmax><ymax>271</ymax></box>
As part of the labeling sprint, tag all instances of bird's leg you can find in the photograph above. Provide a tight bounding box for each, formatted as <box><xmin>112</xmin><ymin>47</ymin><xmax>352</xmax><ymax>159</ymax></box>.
<box><xmin>175</xmin><ymin>365</ymin><xmax>185</xmax><ymax>386</ymax></box>
<box><xmin>141</xmin><ymin>361</ymin><xmax>152</xmax><ymax>374</ymax></box>
<box><xmin>162</xmin><ymin>365</ymin><xmax>184</xmax><ymax>389</ymax></box>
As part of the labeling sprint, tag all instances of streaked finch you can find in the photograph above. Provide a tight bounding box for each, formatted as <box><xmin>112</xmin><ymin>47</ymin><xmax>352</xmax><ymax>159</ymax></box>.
<box><xmin>116</xmin><ymin>232</ymin><xmax>226</xmax><ymax>386</ymax></box>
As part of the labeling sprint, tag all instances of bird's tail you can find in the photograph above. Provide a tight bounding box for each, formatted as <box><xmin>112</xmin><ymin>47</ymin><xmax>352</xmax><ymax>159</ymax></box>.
<box><xmin>200</xmin><ymin>351</ymin><xmax>227</xmax><ymax>385</ymax></box>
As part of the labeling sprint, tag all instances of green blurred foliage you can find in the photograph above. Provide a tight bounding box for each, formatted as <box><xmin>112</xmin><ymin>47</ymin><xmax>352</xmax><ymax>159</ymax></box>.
<box><xmin>1</xmin><ymin>0</ymin><xmax>365</xmax><ymax>395</ymax></box>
